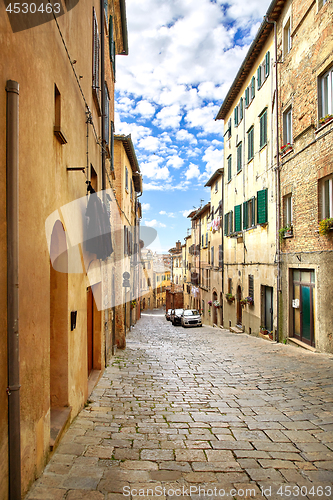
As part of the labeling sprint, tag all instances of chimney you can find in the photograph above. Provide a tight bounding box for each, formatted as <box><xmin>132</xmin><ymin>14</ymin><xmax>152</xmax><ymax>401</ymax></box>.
<box><xmin>176</xmin><ymin>240</ymin><xmax>181</xmax><ymax>251</ymax></box>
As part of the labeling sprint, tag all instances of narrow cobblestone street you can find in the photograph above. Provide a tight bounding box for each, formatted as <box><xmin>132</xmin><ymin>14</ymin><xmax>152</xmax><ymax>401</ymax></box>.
<box><xmin>26</xmin><ymin>311</ymin><xmax>333</xmax><ymax>500</ymax></box>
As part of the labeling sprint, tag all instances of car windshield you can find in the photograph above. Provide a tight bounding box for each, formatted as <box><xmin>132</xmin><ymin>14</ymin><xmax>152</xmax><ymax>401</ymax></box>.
<box><xmin>175</xmin><ymin>309</ymin><xmax>183</xmax><ymax>314</ymax></box>
<box><xmin>184</xmin><ymin>310</ymin><xmax>199</xmax><ymax>316</ymax></box>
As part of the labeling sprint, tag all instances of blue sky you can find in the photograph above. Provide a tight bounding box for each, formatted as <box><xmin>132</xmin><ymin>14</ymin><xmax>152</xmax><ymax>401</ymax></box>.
<box><xmin>115</xmin><ymin>0</ymin><xmax>271</xmax><ymax>252</ymax></box>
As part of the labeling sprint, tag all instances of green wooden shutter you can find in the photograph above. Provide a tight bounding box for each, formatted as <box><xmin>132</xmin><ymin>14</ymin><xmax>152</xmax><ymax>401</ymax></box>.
<box><xmin>243</xmin><ymin>201</ymin><xmax>248</xmax><ymax>230</ymax></box>
<box><xmin>245</xmin><ymin>88</ymin><xmax>249</xmax><ymax>106</ymax></box>
<box><xmin>257</xmin><ymin>66</ymin><xmax>261</xmax><ymax>89</ymax></box>
<box><xmin>251</xmin><ymin>76</ymin><xmax>255</xmax><ymax>99</ymax></box>
<box><xmin>240</xmin><ymin>98</ymin><xmax>243</xmax><ymax>120</ymax></box>
<box><xmin>234</xmin><ymin>204</ymin><xmax>242</xmax><ymax>232</ymax></box>
<box><xmin>224</xmin><ymin>213</ymin><xmax>229</xmax><ymax>235</ymax></box>
<box><xmin>257</xmin><ymin>189</ymin><xmax>268</xmax><ymax>224</ymax></box>
<box><xmin>265</xmin><ymin>51</ymin><xmax>270</xmax><ymax>77</ymax></box>
<box><xmin>251</xmin><ymin>196</ymin><xmax>256</xmax><ymax>226</ymax></box>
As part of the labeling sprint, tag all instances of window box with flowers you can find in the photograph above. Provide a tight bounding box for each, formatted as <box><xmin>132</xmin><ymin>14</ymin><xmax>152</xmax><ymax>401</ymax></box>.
<box><xmin>245</xmin><ymin>296</ymin><xmax>254</xmax><ymax>306</ymax></box>
<box><xmin>240</xmin><ymin>298</ymin><xmax>247</xmax><ymax>306</ymax></box>
<box><xmin>280</xmin><ymin>143</ymin><xmax>293</xmax><ymax>156</ymax></box>
<box><xmin>213</xmin><ymin>300</ymin><xmax>220</xmax><ymax>308</ymax></box>
<box><xmin>131</xmin><ymin>300</ymin><xmax>137</xmax><ymax>309</ymax></box>
<box><xmin>279</xmin><ymin>224</ymin><xmax>293</xmax><ymax>241</ymax></box>
<box><xmin>225</xmin><ymin>293</ymin><xmax>235</xmax><ymax>303</ymax></box>
<box><xmin>319</xmin><ymin>114</ymin><xmax>333</xmax><ymax>127</ymax></box>
<box><xmin>319</xmin><ymin>217</ymin><xmax>333</xmax><ymax>236</ymax></box>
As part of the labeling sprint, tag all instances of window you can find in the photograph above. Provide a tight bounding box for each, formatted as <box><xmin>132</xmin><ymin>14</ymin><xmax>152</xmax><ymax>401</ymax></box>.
<box><xmin>215</xmin><ymin>179</ymin><xmax>218</xmax><ymax>193</ymax></box>
<box><xmin>54</xmin><ymin>84</ymin><xmax>67</xmax><ymax>144</ymax></box>
<box><xmin>104</xmin><ymin>82</ymin><xmax>110</xmax><ymax>147</ymax></box>
<box><xmin>283</xmin><ymin>18</ymin><xmax>292</xmax><ymax>56</ymax></box>
<box><xmin>125</xmin><ymin>166</ymin><xmax>129</xmax><ymax>191</ymax></box>
<box><xmin>224</xmin><ymin>211</ymin><xmax>233</xmax><ymax>236</ymax></box>
<box><xmin>211</xmin><ymin>247</ymin><xmax>214</xmax><ymax>267</ymax></box>
<box><xmin>259</xmin><ymin>109</ymin><xmax>267</xmax><ymax>149</ymax></box>
<box><xmin>257</xmin><ymin>52</ymin><xmax>270</xmax><ymax>90</ymax></box>
<box><xmin>227</xmin><ymin>155</ymin><xmax>232</xmax><ymax>182</ymax></box>
<box><xmin>251</xmin><ymin>76</ymin><xmax>255</xmax><ymax>100</ymax></box>
<box><xmin>257</xmin><ymin>188</ymin><xmax>268</xmax><ymax>224</ymax></box>
<box><xmin>283</xmin><ymin>193</ymin><xmax>293</xmax><ymax>226</ymax></box>
<box><xmin>234</xmin><ymin>99</ymin><xmax>243</xmax><ymax>126</ymax></box>
<box><xmin>243</xmin><ymin>197</ymin><xmax>255</xmax><ymax>230</ymax></box>
<box><xmin>319</xmin><ymin>66</ymin><xmax>333</xmax><ymax>119</ymax></box>
<box><xmin>218</xmin><ymin>245</ymin><xmax>223</xmax><ymax>267</ymax></box>
<box><xmin>110</xmin><ymin>121</ymin><xmax>114</xmax><ymax>172</ymax></box>
<box><xmin>234</xmin><ymin>204</ymin><xmax>242</xmax><ymax>232</ymax></box>
<box><xmin>248</xmin><ymin>275</ymin><xmax>254</xmax><ymax>300</ymax></box>
<box><xmin>109</xmin><ymin>16</ymin><xmax>116</xmax><ymax>79</ymax></box>
<box><xmin>225</xmin><ymin>118</ymin><xmax>232</xmax><ymax>139</ymax></box>
<box><xmin>92</xmin><ymin>8</ymin><xmax>101</xmax><ymax>112</ymax></box>
<box><xmin>237</xmin><ymin>142</ymin><xmax>242</xmax><ymax>173</ymax></box>
<box><xmin>247</xmin><ymin>127</ymin><xmax>254</xmax><ymax>161</ymax></box>
<box><xmin>283</xmin><ymin>107</ymin><xmax>292</xmax><ymax>145</ymax></box>
<box><xmin>320</xmin><ymin>175</ymin><xmax>333</xmax><ymax>219</ymax></box>
<box><xmin>228</xmin><ymin>277</ymin><xmax>232</xmax><ymax>294</ymax></box>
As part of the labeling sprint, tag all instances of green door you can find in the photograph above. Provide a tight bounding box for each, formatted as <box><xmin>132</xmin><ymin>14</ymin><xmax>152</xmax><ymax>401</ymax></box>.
<box><xmin>301</xmin><ymin>286</ymin><xmax>311</xmax><ymax>342</ymax></box>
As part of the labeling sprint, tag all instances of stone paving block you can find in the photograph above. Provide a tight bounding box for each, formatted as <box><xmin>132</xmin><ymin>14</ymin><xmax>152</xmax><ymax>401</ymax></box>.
<box><xmin>113</xmin><ymin>448</ymin><xmax>140</xmax><ymax>460</ymax></box>
<box><xmin>281</xmin><ymin>430</ymin><xmax>318</xmax><ymax>442</ymax></box>
<box><xmin>313</xmin><ymin>460</ymin><xmax>333</xmax><ymax>469</ymax></box>
<box><xmin>232</xmin><ymin>430</ymin><xmax>270</xmax><ymax>441</ymax></box>
<box><xmin>263</xmin><ymin>430</ymin><xmax>292</xmax><ymax>442</ymax></box>
<box><xmin>158</xmin><ymin>461</ymin><xmax>192</xmax><ymax>472</ymax></box>
<box><xmin>211</xmin><ymin>440</ymin><xmax>253</xmax><ymax>450</ymax></box>
<box><xmin>141</xmin><ymin>449</ymin><xmax>174</xmax><ymax>461</ymax></box>
<box><xmin>150</xmin><ymin>471</ymin><xmax>182</xmax><ymax>481</ymax></box>
<box><xmin>245</xmin><ymin>468</ymin><xmax>284</xmax><ymax>481</ymax></box>
<box><xmin>121</xmin><ymin>460</ymin><xmax>158</xmax><ymax>470</ymax></box>
<box><xmin>267</xmin><ymin>451</ymin><xmax>304</xmax><ymax>461</ymax></box>
<box><xmin>252</xmin><ymin>441</ymin><xmax>299</xmax><ymax>452</ymax></box>
<box><xmin>191</xmin><ymin>461</ymin><xmax>241</xmax><ymax>472</ymax></box>
<box><xmin>66</xmin><ymin>491</ymin><xmax>105</xmax><ymax>499</ymax></box>
<box><xmin>84</xmin><ymin>446</ymin><xmax>114</xmax><ymax>459</ymax></box>
<box><xmin>258</xmin><ymin>459</ymin><xmax>297</xmax><ymax>469</ymax></box>
<box><xmin>62</xmin><ymin>476</ymin><xmax>100</xmax><ymax>490</ymax></box>
<box><xmin>205</xmin><ymin>450</ymin><xmax>234</xmax><ymax>462</ymax></box>
<box><xmin>185</xmin><ymin>440</ymin><xmax>212</xmax><ymax>449</ymax></box>
<box><xmin>175</xmin><ymin>449</ymin><xmax>206</xmax><ymax>461</ymax></box>
<box><xmin>183</xmin><ymin>472</ymin><xmax>217</xmax><ymax>483</ymax></box>
<box><xmin>56</xmin><ymin>443</ymin><xmax>87</xmax><ymax>456</ymax></box>
<box><xmin>25</xmin><ymin>487</ymin><xmax>66</xmax><ymax>499</ymax></box>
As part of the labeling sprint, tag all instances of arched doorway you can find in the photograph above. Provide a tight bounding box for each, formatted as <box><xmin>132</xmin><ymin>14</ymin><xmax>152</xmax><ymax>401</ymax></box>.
<box><xmin>236</xmin><ymin>285</ymin><xmax>242</xmax><ymax>326</ymax></box>
<box><xmin>49</xmin><ymin>221</ymin><xmax>68</xmax><ymax>408</ymax></box>
<box><xmin>212</xmin><ymin>291</ymin><xmax>218</xmax><ymax>325</ymax></box>
<box><xmin>220</xmin><ymin>292</ymin><xmax>223</xmax><ymax>326</ymax></box>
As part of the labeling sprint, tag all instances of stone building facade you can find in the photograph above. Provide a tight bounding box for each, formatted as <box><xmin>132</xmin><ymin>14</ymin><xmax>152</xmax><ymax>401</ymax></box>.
<box><xmin>277</xmin><ymin>0</ymin><xmax>333</xmax><ymax>352</ymax></box>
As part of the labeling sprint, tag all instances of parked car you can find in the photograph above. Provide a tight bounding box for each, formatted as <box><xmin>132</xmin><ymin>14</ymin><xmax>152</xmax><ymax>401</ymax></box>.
<box><xmin>181</xmin><ymin>309</ymin><xmax>202</xmax><ymax>328</ymax></box>
<box><xmin>165</xmin><ymin>309</ymin><xmax>172</xmax><ymax>321</ymax></box>
<box><xmin>170</xmin><ymin>308</ymin><xmax>184</xmax><ymax>326</ymax></box>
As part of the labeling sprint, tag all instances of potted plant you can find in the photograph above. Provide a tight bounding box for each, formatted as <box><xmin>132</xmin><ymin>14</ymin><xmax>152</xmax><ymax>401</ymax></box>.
<box><xmin>245</xmin><ymin>296</ymin><xmax>254</xmax><ymax>306</ymax></box>
<box><xmin>319</xmin><ymin>114</ymin><xmax>333</xmax><ymax>126</ymax></box>
<box><xmin>213</xmin><ymin>300</ymin><xmax>220</xmax><ymax>308</ymax></box>
<box><xmin>225</xmin><ymin>293</ymin><xmax>235</xmax><ymax>303</ymax></box>
<box><xmin>240</xmin><ymin>298</ymin><xmax>247</xmax><ymax>306</ymax></box>
<box><xmin>279</xmin><ymin>223</ymin><xmax>293</xmax><ymax>241</ymax></box>
<box><xmin>319</xmin><ymin>218</ymin><xmax>333</xmax><ymax>236</ymax></box>
<box><xmin>280</xmin><ymin>143</ymin><xmax>292</xmax><ymax>155</ymax></box>
<box><xmin>131</xmin><ymin>299</ymin><xmax>137</xmax><ymax>309</ymax></box>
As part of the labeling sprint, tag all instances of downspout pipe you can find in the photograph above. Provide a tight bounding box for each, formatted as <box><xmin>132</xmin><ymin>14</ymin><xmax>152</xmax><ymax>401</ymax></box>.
<box><xmin>265</xmin><ymin>17</ymin><xmax>281</xmax><ymax>342</ymax></box>
<box><xmin>6</xmin><ymin>80</ymin><xmax>21</xmax><ymax>499</ymax></box>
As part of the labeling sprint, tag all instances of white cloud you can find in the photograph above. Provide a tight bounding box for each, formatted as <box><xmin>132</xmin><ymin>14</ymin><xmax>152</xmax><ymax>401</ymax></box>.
<box><xmin>135</xmin><ymin>100</ymin><xmax>156</xmax><ymax>118</ymax></box>
<box><xmin>145</xmin><ymin>219</ymin><xmax>167</xmax><ymax>228</ymax></box>
<box><xmin>141</xmin><ymin>202</ymin><xmax>151</xmax><ymax>211</ymax></box>
<box><xmin>138</xmin><ymin>135</ymin><xmax>159</xmax><ymax>152</ymax></box>
<box><xmin>181</xmin><ymin>209</ymin><xmax>193</xmax><ymax>218</ymax></box>
<box><xmin>176</xmin><ymin>129</ymin><xmax>197</xmax><ymax>145</ymax></box>
<box><xmin>185</xmin><ymin>163</ymin><xmax>201</xmax><ymax>181</ymax></box>
<box><xmin>201</xmin><ymin>146</ymin><xmax>224</xmax><ymax>179</ymax></box>
<box><xmin>153</xmin><ymin>104</ymin><xmax>182</xmax><ymax>130</ymax></box>
<box><xmin>159</xmin><ymin>211</ymin><xmax>176</xmax><ymax>218</ymax></box>
<box><xmin>166</xmin><ymin>156</ymin><xmax>184</xmax><ymax>169</ymax></box>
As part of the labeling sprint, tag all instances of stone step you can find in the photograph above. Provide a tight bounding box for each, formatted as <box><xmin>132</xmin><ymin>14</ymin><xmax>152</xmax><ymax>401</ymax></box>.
<box><xmin>230</xmin><ymin>326</ymin><xmax>243</xmax><ymax>334</ymax></box>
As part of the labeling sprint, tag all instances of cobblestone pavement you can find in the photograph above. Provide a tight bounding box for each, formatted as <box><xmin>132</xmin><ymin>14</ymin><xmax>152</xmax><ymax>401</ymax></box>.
<box><xmin>26</xmin><ymin>311</ymin><xmax>333</xmax><ymax>500</ymax></box>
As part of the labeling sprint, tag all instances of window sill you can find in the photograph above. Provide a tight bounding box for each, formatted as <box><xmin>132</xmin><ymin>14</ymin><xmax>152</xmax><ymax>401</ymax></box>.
<box><xmin>316</xmin><ymin>117</ymin><xmax>333</xmax><ymax>133</ymax></box>
<box><xmin>236</xmin><ymin>168</ymin><xmax>242</xmax><ymax>175</ymax></box>
<box><xmin>280</xmin><ymin>147</ymin><xmax>293</xmax><ymax>157</ymax></box>
<box><xmin>247</xmin><ymin>158</ymin><xmax>254</xmax><ymax>164</ymax></box>
<box><xmin>259</xmin><ymin>143</ymin><xmax>267</xmax><ymax>152</ymax></box>
<box><xmin>54</xmin><ymin>126</ymin><xmax>68</xmax><ymax>145</ymax></box>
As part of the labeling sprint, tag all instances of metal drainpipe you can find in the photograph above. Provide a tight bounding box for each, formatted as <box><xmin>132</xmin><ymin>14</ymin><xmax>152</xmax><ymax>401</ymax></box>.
<box><xmin>6</xmin><ymin>80</ymin><xmax>21</xmax><ymax>500</ymax></box>
<box><xmin>101</xmin><ymin>0</ymin><xmax>105</xmax><ymax>192</ymax></box>
<box><xmin>265</xmin><ymin>17</ymin><xmax>281</xmax><ymax>342</ymax></box>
